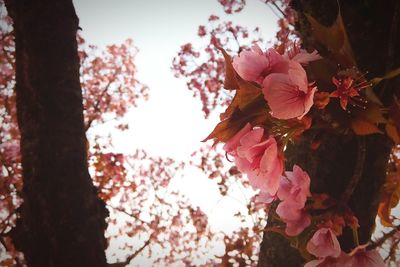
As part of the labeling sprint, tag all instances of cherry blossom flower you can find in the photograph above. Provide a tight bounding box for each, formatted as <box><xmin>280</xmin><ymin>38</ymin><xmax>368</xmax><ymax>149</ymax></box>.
<box><xmin>223</xmin><ymin>122</ymin><xmax>252</xmax><ymax>155</ymax></box>
<box><xmin>277</xmin><ymin>164</ymin><xmax>311</xmax><ymax>207</ymax></box>
<box><xmin>306</xmin><ymin>228</ymin><xmax>341</xmax><ymax>258</ymax></box>
<box><xmin>263</xmin><ymin>60</ymin><xmax>317</xmax><ymax>119</ymax></box>
<box><xmin>304</xmin><ymin>253</ymin><xmax>349</xmax><ymax>267</ymax></box>
<box><xmin>285</xmin><ymin>41</ymin><xmax>322</xmax><ymax>65</ymax></box>
<box><xmin>345</xmin><ymin>244</ymin><xmax>384</xmax><ymax>267</ymax></box>
<box><xmin>232</xmin><ymin>44</ymin><xmax>270</xmax><ymax>84</ymax></box>
<box><xmin>256</xmin><ymin>191</ymin><xmax>276</xmax><ymax>204</ymax></box>
<box><xmin>275</xmin><ymin>165</ymin><xmax>312</xmax><ymax>236</ymax></box>
<box><xmin>223</xmin><ymin>124</ymin><xmax>283</xmax><ymax>195</ymax></box>
<box><xmin>279</xmin><ymin>208</ymin><xmax>311</xmax><ymax>236</ymax></box>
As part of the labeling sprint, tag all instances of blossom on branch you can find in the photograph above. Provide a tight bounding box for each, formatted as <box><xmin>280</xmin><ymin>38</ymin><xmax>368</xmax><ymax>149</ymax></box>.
<box><xmin>306</xmin><ymin>228</ymin><xmax>341</xmax><ymax>258</ymax></box>
<box><xmin>223</xmin><ymin>123</ymin><xmax>283</xmax><ymax>195</ymax></box>
<box><xmin>276</xmin><ymin>165</ymin><xmax>312</xmax><ymax>236</ymax></box>
<box><xmin>345</xmin><ymin>244</ymin><xmax>384</xmax><ymax>267</ymax></box>
<box><xmin>263</xmin><ymin>60</ymin><xmax>317</xmax><ymax>119</ymax></box>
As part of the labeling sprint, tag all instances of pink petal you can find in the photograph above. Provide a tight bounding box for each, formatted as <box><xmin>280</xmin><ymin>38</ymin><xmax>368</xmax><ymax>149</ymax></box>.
<box><xmin>304</xmin><ymin>258</ymin><xmax>326</xmax><ymax>267</ymax></box>
<box><xmin>300</xmin><ymin>86</ymin><xmax>317</xmax><ymax>119</ymax></box>
<box><xmin>291</xmin><ymin>165</ymin><xmax>311</xmax><ymax>196</ymax></box>
<box><xmin>305</xmin><ymin>253</ymin><xmax>350</xmax><ymax>267</ymax></box>
<box><xmin>239</xmin><ymin>127</ymin><xmax>264</xmax><ymax>147</ymax></box>
<box><xmin>263</xmin><ymin>73</ymin><xmax>307</xmax><ymax>119</ymax></box>
<box><xmin>223</xmin><ymin>122</ymin><xmax>252</xmax><ymax>153</ymax></box>
<box><xmin>292</xmin><ymin>50</ymin><xmax>322</xmax><ymax>65</ymax></box>
<box><xmin>307</xmin><ymin>228</ymin><xmax>341</xmax><ymax>258</ymax></box>
<box><xmin>347</xmin><ymin>245</ymin><xmax>384</xmax><ymax>267</ymax></box>
<box><xmin>285</xmin><ymin>210</ymin><xmax>311</xmax><ymax>236</ymax></box>
<box><xmin>232</xmin><ymin>44</ymin><xmax>270</xmax><ymax>83</ymax></box>
<box><xmin>287</xmin><ymin>61</ymin><xmax>308</xmax><ymax>93</ymax></box>
<box><xmin>277</xmin><ymin>175</ymin><xmax>292</xmax><ymax>200</ymax></box>
<box><xmin>276</xmin><ymin>201</ymin><xmax>304</xmax><ymax>221</ymax></box>
<box><xmin>256</xmin><ymin>191</ymin><xmax>276</xmax><ymax>204</ymax></box>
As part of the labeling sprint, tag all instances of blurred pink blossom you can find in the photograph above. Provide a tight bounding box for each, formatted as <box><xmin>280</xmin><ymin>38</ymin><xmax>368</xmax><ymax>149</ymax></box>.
<box><xmin>306</xmin><ymin>228</ymin><xmax>341</xmax><ymax>258</ymax></box>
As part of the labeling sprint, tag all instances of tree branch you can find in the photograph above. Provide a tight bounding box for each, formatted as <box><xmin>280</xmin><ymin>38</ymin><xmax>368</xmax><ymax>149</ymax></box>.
<box><xmin>108</xmin><ymin>234</ymin><xmax>153</xmax><ymax>267</ymax></box>
<box><xmin>368</xmin><ymin>224</ymin><xmax>400</xmax><ymax>250</ymax></box>
<box><xmin>341</xmin><ymin>136</ymin><xmax>366</xmax><ymax>203</ymax></box>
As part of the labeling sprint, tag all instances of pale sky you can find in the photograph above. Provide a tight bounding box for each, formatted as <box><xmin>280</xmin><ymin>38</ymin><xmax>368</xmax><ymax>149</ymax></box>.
<box><xmin>73</xmin><ymin>1</ymin><xmax>278</xmax><ymax>265</ymax></box>
<box><xmin>73</xmin><ymin>0</ymin><xmax>278</xmax><ymax>160</ymax></box>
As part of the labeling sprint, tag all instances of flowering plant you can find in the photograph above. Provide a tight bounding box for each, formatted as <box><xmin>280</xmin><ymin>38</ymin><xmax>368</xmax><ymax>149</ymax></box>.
<box><xmin>204</xmin><ymin>9</ymin><xmax>400</xmax><ymax>265</ymax></box>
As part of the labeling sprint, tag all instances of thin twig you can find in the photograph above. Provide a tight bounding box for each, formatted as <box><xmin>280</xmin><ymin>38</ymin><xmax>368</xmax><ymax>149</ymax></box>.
<box><xmin>384</xmin><ymin>238</ymin><xmax>400</xmax><ymax>262</ymax></box>
<box><xmin>341</xmin><ymin>136</ymin><xmax>366</xmax><ymax>203</ymax></box>
<box><xmin>368</xmin><ymin>224</ymin><xmax>400</xmax><ymax>250</ymax></box>
<box><xmin>84</xmin><ymin>80</ymin><xmax>113</xmax><ymax>131</ymax></box>
<box><xmin>270</xmin><ymin>1</ymin><xmax>286</xmax><ymax>17</ymax></box>
<box><xmin>108</xmin><ymin>235</ymin><xmax>153</xmax><ymax>267</ymax></box>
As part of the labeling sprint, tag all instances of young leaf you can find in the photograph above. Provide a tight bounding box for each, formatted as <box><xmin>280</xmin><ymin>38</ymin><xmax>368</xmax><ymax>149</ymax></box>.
<box><xmin>351</xmin><ymin>119</ymin><xmax>383</xmax><ymax>135</ymax></box>
<box><xmin>204</xmin><ymin>95</ymin><xmax>268</xmax><ymax>144</ymax></box>
<box><xmin>306</xmin><ymin>11</ymin><xmax>356</xmax><ymax>68</ymax></box>
<box><xmin>216</xmin><ymin>46</ymin><xmax>239</xmax><ymax>90</ymax></box>
<box><xmin>378</xmin><ymin>173</ymin><xmax>400</xmax><ymax>227</ymax></box>
<box><xmin>386</xmin><ymin>122</ymin><xmax>400</xmax><ymax>144</ymax></box>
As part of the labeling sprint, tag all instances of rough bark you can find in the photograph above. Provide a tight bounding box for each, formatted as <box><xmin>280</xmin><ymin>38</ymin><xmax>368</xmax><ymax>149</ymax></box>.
<box><xmin>258</xmin><ymin>0</ymin><xmax>400</xmax><ymax>266</ymax></box>
<box><xmin>4</xmin><ymin>0</ymin><xmax>108</xmax><ymax>266</ymax></box>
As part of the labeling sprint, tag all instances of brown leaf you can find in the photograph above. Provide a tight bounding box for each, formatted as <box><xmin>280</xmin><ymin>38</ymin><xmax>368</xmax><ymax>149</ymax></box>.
<box><xmin>378</xmin><ymin>173</ymin><xmax>400</xmax><ymax>227</ymax></box>
<box><xmin>360</xmin><ymin>102</ymin><xmax>386</xmax><ymax>124</ymax></box>
<box><xmin>389</xmin><ymin>97</ymin><xmax>400</xmax><ymax>131</ymax></box>
<box><xmin>351</xmin><ymin>119</ymin><xmax>383</xmax><ymax>135</ymax></box>
<box><xmin>216</xmin><ymin>46</ymin><xmax>238</xmax><ymax>90</ymax></box>
<box><xmin>217</xmin><ymin>46</ymin><xmax>262</xmax><ymax>120</ymax></box>
<box><xmin>371</xmin><ymin>67</ymin><xmax>400</xmax><ymax>86</ymax></box>
<box><xmin>306</xmin><ymin>11</ymin><xmax>356</xmax><ymax>67</ymax></box>
<box><xmin>204</xmin><ymin>95</ymin><xmax>268</xmax><ymax>143</ymax></box>
<box><xmin>221</xmin><ymin>77</ymin><xmax>262</xmax><ymax>120</ymax></box>
<box><xmin>386</xmin><ymin>122</ymin><xmax>400</xmax><ymax>144</ymax></box>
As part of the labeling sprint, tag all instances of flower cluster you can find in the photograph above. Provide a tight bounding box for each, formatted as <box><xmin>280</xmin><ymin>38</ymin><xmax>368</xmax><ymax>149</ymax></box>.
<box><xmin>207</xmin><ymin>41</ymin><xmax>386</xmax><ymax>266</ymax></box>
<box><xmin>233</xmin><ymin>43</ymin><xmax>320</xmax><ymax>119</ymax></box>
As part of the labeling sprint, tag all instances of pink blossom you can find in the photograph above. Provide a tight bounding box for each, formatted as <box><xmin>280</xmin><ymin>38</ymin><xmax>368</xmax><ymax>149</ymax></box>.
<box><xmin>285</xmin><ymin>41</ymin><xmax>322</xmax><ymax>65</ymax></box>
<box><xmin>223</xmin><ymin>122</ymin><xmax>252</xmax><ymax>155</ymax></box>
<box><xmin>276</xmin><ymin>165</ymin><xmax>312</xmax><ymax>236</ymax></box>
<box><xmin>232</xmin><ymin>44</ymin><xmax>270</xmax><ymax>84</ymax></box>
<box><xmin>306</xmin><ymin>228</ymin><xmax>341</xmax><ymax>258</ymax></box>
<box><xmin>277</xmin><ymin>165</ymin><xmax>311</xmax><ymax>207</ymax></box>
<box><xmin>223</xmin><ymin>124</ymin><xmax>283</xmax><ymax>195</ymax></box>
<box><xmin>291</xmin><ymin>50</ymin><xmax>321</xmax><ymax>65</ymax></box>
<box><xmin>304</xmin><ymin>253</ymin><xmax>349</xmax><ymax>267</ymax></box>
<box><xmin>256</xmin><ymin>191</ymin><xmax>276</xmax><ymax>204</ymax></box>
<box><xmin>263</xmin><ymin>60</ymin><xmax>316</xmax><ymax>119</ymax></box>
<box><xmin>345</xmin><ymin>244</ymin><xmax>384</xmax><ymax>267</ymax></box>
<box><xmin>280</xmin><ymin>208</ymin><xmax>311</xmax><ymax>236</ymax></box>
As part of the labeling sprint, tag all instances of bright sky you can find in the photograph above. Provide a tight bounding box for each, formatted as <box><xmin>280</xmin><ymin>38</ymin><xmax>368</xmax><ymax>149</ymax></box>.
<box><xmin>73</xmin><ymin>0</ymin><xmax>278</xmax><ymax>265</ymax></box>
<box><xmin>74</xmin><ymin>0</ymin><xmax>278</xmax><ymax>160</ymax></box>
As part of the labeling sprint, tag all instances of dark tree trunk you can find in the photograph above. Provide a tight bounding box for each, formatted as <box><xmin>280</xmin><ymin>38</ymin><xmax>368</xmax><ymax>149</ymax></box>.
<box><xmin>258</xmin><ymin>0</ymin><xmax>400</xmax><ymax>266</ymax></box>
<box><xmin>4</xmin><ymin>0</ymin><xmax>108</xmax><ymax>266</ymax></box>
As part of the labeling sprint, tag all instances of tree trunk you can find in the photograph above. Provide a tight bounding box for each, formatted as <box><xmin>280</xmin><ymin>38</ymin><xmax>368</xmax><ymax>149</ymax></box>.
<box><xmin>258</xmin><ymin>0</ymin><xmax>400</xmax><ymax>266</ymax></box>
<box><xmin>4</xmin><ymin>0</ymin><xmax>108</xmax><ymax>266</ymax></box>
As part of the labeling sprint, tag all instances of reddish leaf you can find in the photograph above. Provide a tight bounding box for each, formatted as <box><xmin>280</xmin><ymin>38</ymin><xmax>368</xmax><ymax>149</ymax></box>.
<box><xmin>351</xmin><ymin>119</ymin><xmax>382</xmax><ymax>135</ymax></box>
<box><xmin>386</xmin><ymin>122</ymin><xmax>400</xmax><ymax>144</ymax></box>
<box><xmin>204</xmin><ymin>95</ymin><xmax>268</xmax><ymax>143</ymax></box>
<box><xmin>378</xmin><ymin>173</ymin><xmax>400</xmax><ymax>227</ymax></box>
<box><xmin>306</xmin><ymin>11</ymin><xmax>356</xmax><ymax>67</ymax></box>
<box><xmin>217</xmin><ymin>46</ymin><xmax>239</xmax><ymax>90</ymax></box>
